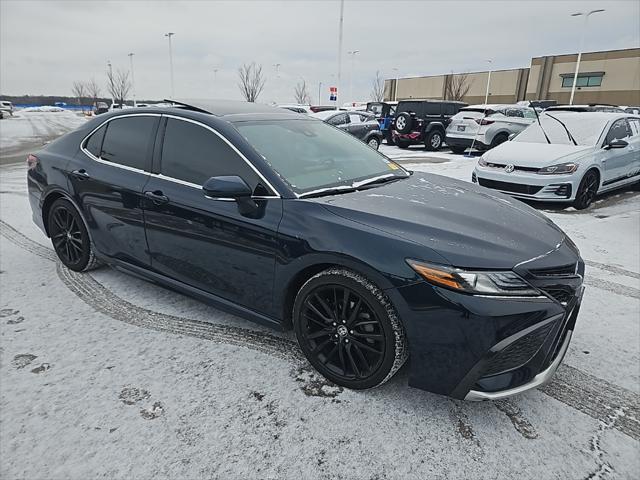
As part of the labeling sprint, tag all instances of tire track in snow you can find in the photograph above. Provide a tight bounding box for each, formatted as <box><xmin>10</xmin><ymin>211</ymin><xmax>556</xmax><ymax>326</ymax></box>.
<box><xmin>585</xmin><ymin>260</ymin><xmax>640</xmax><ymax>280</ymax></box>
<box><xmin>2</xmin><ymin>217</ymin><xmax>639</xmax><ymax>440</ymax></box>
<box><xmin>584</xmin><ymin>277</ymin><xmax>640</xmax><ymax>299</ymax></box>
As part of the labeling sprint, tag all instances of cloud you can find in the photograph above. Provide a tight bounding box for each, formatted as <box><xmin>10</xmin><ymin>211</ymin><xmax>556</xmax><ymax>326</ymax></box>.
<box><xmin>1</xmin><ymin>0</ymin><xmax>638</xmax><ymax>103</ymax></box>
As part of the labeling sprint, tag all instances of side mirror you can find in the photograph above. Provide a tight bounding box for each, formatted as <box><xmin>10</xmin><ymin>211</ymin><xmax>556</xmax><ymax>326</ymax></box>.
<box><xmin>604</xmin><ymin>139</ymin><xmax>628</xmax><ymax>150</ymax></box>
<box><xmin>202</xmin><ymin>175</ymin><xmax>252</xmax><ymax>200</ymax></box>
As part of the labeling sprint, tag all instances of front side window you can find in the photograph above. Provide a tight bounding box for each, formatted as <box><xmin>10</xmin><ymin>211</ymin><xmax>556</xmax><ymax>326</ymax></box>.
<box><xmin>605</xmin><ymin>119</ymin><xmax>631</xmax><ymax>144</ymax></box>
<box><xmin>100</xmin><ymin>116</ymin><xmax>158</xmax><ymax>170</ymax></box>
<box><xmin>235</xmin><ymin>119</ymin><xmax>408</xmax><ymax>195</ymax></box>
<box><xmin>160</xmin><ymin>118</ymin><xmax>259</xmax><ymax>188</ymax></box>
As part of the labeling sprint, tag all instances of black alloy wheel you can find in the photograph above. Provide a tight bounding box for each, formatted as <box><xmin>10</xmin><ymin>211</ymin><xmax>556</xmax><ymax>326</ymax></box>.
<box><xmin>48</xmin><ymin>198</ymin><xmax>99</xmax><ymax>271</ymax></box>
<box><xmin>573</xmin><ymin>170</ymin><xmax>599</xmax><ymax>210</ymax></box>
<box><xmin>293</xmin><ymin>269</ymin><xmax>407</xmax><ymax>389</ymax></box>
<box><xmin>425</xmin><ymin>130</ymin><xmax>443</xmax><ymax>151</ymax></box>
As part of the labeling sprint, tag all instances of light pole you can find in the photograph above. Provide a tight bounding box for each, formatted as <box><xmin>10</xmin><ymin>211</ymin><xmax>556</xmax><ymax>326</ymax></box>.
<box><xmin>392</xmin><ymin>67</ymin><xmax>399</xmax><ymax>101</ymax></box>
<box><xmin>164</xmin><ymin>32</ymin><xmax>175</xmax><ymax>99</ymax></box>
<box><xmin>336</xmin><ymin>0</ymin><xmax>344</xmax><ymax>106</ymax></box>
<box><xmin>318</xmin><ymin>81</ymin><xmax>323</xmax><ymax>105</ymax></box>
<box><xmin>569</xmin><ymin>9</ymin><xmax>605</xmax><ymax>105</ymax></box>
<box><xmin>128</xmin><ymin>53</ymin><xmax>136</xmax><ymax>107</ymax></box>
<box><xmin>484</xmin><ymin>59</ymin><xmax>492</xmax><ymax>105</ymax></box>
<box><xmin>107</xmin><ymin>61</ymin><xmax>114</xmax><ymax>106</ymax></box>
<box><xmin>347</xmin><ymin>50</ymin><xmax>359</xmax><ymax>104</ymax></box>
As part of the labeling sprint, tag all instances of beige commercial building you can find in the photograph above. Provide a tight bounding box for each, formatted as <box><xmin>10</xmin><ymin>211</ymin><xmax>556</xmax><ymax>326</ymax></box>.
<box><xmin>384</xmin><ymin>47</ymin><xmax>640</xmax><ymax>107</ymax></box>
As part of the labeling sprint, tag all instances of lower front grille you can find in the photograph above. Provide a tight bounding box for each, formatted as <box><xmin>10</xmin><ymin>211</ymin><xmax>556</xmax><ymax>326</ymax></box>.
<box><xmin>544</xmin><ymin>287</ymin><xmax>574</xmax><ymax>305</ymax></box>
<box><xmin>483</xmin><ymin>322</ymin><xmax>555</xmax><ymax>377</ymax></box>
<box><xmin>477</xmin><ymin>178</ymin><xmax>543</xmax><ymax>195</ymax></box>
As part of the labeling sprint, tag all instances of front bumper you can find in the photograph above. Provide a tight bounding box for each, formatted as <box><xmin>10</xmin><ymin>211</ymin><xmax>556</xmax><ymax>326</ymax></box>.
<box><xmin>387</xmin><ymin>242</ymin><xmax>584</xmax><ymax>400</ymax></box>
<box><xmin>473</xmin><ymin>165</ymin><xmax>579</xmax><ymax>202</ymax></box>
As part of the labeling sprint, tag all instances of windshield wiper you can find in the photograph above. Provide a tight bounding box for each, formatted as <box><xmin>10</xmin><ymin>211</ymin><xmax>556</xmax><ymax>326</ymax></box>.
<box><xmin>353</xmin><ymin>173</ymin><xmax>404</xmax><ymax>189</ymax></box>
<box><xmin>298</xmin><ymin>185</ymin><xmax>359</xmax><ymax>199</ymax></box>
<box><xmin>544</xmin><ymin>113</ymin><xmax>578</xmax><ymax>146</ymax></box>
<box><xmin>532</xmin><ymin>106</ymin><xmax>551</xmax><ymax>144</ymax></box>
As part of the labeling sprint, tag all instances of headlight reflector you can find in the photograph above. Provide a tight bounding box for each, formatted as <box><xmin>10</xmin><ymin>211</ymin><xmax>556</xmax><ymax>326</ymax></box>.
<box><xmin>407</xmin><ymin>260</ymin><xmax>540</xmax><ymax>296</ymax></box>
<box><xmin>537</xmin><ymin>162</ymin><xmax>578</xmax><ymax>175</ymax></box>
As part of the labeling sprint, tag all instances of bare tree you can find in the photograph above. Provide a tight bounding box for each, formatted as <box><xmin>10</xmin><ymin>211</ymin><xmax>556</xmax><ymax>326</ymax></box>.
<box><xmin>71</xmin><ymin>81</ymin><xmax>86</xmax><ymax>108</ymax></box>
<box><xmin>370</xmin><ymin>71</ymin><xmax>385</xmax><ymax>102</ymax></box>
<box><xmin>107</xmin><ymin>69</ymin><xmax>131</xmax><ymax>107</ymax></box>
<box><xmin>293</xmin><ymin>79</ymin><xmax>311</xmax><ymax>104</ymax></box>
<box><xmin>86</xmin><ymin>78</ymin><xmax>101</xmax><ymax>108</ymax></box>
<box><xmin>444</xmin><ymin>73</ymin><xmax>471</xmax><ymax>102</ymax></box>
<box><xmin>237</xmin><ymin>62</ymin><xmax>266</xmax><ymax>102</ymax></box>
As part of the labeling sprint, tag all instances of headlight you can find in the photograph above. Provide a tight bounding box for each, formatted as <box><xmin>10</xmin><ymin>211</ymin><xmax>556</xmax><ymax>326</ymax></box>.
<box><xmin>537</xmin><ymin>162</ymin><xmax>578</xmax><ymax>175</ymax></box>
<box><xmin>406</xmin><ymin>260</ymin><xmax>540</xmax><ymax>296</ymax></box>
<box><xmin>478</xmin><ymin>158</ymin><xmax>488</xmax><ymax>167</ymax></box>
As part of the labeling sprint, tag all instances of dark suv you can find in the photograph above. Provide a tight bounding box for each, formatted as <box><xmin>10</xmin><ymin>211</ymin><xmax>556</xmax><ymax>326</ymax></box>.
<box><xmin>392</xmin><ymin>100</ymin><xmax>467</xmax><ymax>150</ymax></box>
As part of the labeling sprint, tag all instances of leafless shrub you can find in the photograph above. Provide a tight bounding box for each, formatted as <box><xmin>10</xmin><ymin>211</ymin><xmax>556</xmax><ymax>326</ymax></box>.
<box><xmin>237</xmin><ymin>62</ymin><xmax>266</xmax><ymax>103</ymax></box>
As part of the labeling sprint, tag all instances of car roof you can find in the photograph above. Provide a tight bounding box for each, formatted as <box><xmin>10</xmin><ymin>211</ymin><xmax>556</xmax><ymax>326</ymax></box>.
<box><xmin>397</xmin><ymin>99</ymin><xmax>466</xmax><ymax>104</ymax></box>
<box><xmin>542</xmin><ymin>111</ymin><xmax>633</xmax><ymax>122</ymax></box>
<box><xmin>166</xmin><ymin>99</ymin><xmax>287</xmax><ymax>116</ymax></box>
<box><xmin>463</xmin><ymin>104</ymin><xmax>527</xmax><ymax>110</ymax></box>
<box><xmin>310</xmin><ymin>110</ymin><xmax>342</xmax><ymax>120</ymax></box>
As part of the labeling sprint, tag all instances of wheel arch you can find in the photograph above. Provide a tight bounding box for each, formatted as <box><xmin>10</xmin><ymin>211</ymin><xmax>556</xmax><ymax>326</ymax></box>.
<box><xmin>424</xmin><ymin>122</ymin><xmax>445</xmax><ymax>134</ymax></box>
<box><xmin>41</xmin><ymin>189</ymin><xmax>91</xmax><ymax>240</ymax></box>
<box><xmin>279</xmin><ymin>255</ymin><xmax>394</xmax><ymax>330</ymax></box>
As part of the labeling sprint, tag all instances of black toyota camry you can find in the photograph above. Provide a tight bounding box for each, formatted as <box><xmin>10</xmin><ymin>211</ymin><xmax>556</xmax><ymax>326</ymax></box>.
<box><xmin>27</xmin><ymin>100</ymin><xmax>584</xmax><ymax>400</ymax></box>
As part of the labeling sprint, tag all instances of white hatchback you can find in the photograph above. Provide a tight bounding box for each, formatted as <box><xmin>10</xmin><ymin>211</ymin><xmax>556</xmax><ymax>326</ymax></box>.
<box><xmin>472</xmin><ymin>112</ymin><xmax>640</xmax><ymax>209</ymax></box>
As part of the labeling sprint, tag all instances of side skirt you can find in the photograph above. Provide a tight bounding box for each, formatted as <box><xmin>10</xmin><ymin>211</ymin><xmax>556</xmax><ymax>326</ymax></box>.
<box><xmin>93</xmin><ymin>252</ymin><xmax>285</xmax><ymax>331</ymax></box>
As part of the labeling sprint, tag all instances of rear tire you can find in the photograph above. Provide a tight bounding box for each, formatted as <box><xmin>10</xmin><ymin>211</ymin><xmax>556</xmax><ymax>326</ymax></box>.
<box><xmin>367</xmin><ymin>136</ymin><xmax>380</xmax><ymax>150</ymax></box>
<box><xmin>425</xmin><ymin>130</ymin><xmax>443</xmax><ymax>151</ymax></box>
<box><xmin>449</xmin><ymin>145</ymin><xmax>467</xmax><ymax>154</ymax></box>
<box><xmin>385</xmin><ymin>131</ymin><xmax>395</xmax><ymax>145</ymax></box>
<box><xmin>48</xmin><ymin>198</ymin><xmax>101</xmax><ymax>272</ymax></box>
<box><xmin>293</xmin><ymin>268</ymin><xmax>408</xmax><ymax>390</ymax></box>
<box><xmin>573</xmin><ymin>170</ymin><xmax>599</xmax><ymax>210</ymax></box>
<box><xmin>395</xmin><ymin>139</ymin><xmax>410</xmax><ymax>149</ymax></box>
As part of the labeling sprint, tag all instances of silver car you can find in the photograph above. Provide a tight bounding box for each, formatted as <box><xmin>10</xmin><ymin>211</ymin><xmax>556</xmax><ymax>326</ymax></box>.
<box><xmin>473</xmin><ymin>112</ymin><xmax>640</xmax><ymax>209</ymax></box>
<box><xmin>445</xmin><ymin>105</ymin><xmax>536</xmax><ymax>153</ymax></box>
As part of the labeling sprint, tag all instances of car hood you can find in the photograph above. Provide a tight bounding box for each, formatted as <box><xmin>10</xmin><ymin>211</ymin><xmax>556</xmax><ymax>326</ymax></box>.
<box><xmin>483</xmin><ymin>141</ymin><xmax>594</xmax><ymax>167</ymax></box>
<box><xmin>309</xmin><ymin>172</ymin><xmax>566</xmax><ymax>269</ymax></box>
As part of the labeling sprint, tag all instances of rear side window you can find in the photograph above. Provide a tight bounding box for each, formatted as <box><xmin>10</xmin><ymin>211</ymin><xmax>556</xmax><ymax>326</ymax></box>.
<box><xmin>424</xmin><ymin>103</ymin><xmax>441</xmax><ymax>115</ymax></box>
<box><xmin>443</xmin><ymin>104</ymin><xmax>457</xmax><ymax>115</ymax></box>
<box><xmin>628</xmin><ymin>118</ymin><xmax>640</xmax><ymax>137</ymax></box>
<box><xmin>327</xmin><ymin>113</ymin><xmax>349</xmax><ymax>126</ymax></box>
<box><xmin>160</xmin><ymin>118</ymin><xmax>259</xmax><ymax>187</ymax></box>
<box><xmin>100</xmin><ymin>116</ymin><xmax>157</xmax><ymax>170</ymax></box>
<box><xmin>84</xmin><ymin>125</ymin><xmax>107</xmax><ymax>157</ymax></box>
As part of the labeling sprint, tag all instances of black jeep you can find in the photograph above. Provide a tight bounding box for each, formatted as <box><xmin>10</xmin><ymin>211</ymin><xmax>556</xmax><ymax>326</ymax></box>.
<box><xmin>392</xmin><ymin>100</ymin><xmax>467</xmax><ymax>150</ymax></box>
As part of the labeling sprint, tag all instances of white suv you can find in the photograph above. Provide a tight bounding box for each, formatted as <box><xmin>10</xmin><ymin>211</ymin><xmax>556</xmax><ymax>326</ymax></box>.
<box><xmin>445</xmin><ymin>105</ymin><xmax>536</xmax><ymax>153</ymax></box>
<box><xmin>473</xmin><ymin>112</ymin><xmax>640</xmax><ymax>209</ymax></box>
<box><xmin>0</xmin><ymin>101</ymin><xmax>14</xmax><ymax>118</ymax></box>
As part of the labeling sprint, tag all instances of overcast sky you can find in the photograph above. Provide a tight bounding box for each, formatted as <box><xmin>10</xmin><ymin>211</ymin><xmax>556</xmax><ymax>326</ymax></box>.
<box><xmin>1</xmin><ymin>0</ymin><xmax>638</xmax><ymax>104</ymax></box>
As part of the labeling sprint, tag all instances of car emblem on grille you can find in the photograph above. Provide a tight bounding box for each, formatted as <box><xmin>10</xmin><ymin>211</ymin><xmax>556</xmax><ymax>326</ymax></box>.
<box><xmin>504</xmin><ymin>164</ymin><xmax>515</xmax><ymax>173</ymax></box>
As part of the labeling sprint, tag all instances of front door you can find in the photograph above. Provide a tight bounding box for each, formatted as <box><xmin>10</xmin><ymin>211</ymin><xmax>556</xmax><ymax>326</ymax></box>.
<box><xmin>67</xmin><ymin>114</ymin><xmax>159</xmax><ymax>268</ymax></box>
<box><xmin>599</xmin><ymin>118</ymin><xmax>636</xmax><ymax>185</ymax></box>
<box><xmin>142</xmin><ymin>116</ymin><xmax>282</xmax><ymax>315</ymax></box>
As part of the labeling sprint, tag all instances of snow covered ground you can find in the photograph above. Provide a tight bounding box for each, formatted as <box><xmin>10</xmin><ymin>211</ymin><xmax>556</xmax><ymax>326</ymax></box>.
<box><xmin>0</xmin><ymin>136</ymin><xmax>639</xmax><ymax>478</ymax></box>
<box><xmin>0</xmin><ymin>110</ymin><xmax>88</xmax><ymax>157</ymax></box>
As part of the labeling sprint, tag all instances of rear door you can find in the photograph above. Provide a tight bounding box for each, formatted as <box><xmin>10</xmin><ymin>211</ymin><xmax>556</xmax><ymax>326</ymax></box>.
<box><xmin>68</xmin><ymin>114</ymin><xmax>159</xmax><ymax>267</ymax></box>
<box><xmin>142</xmin><ymin>116</ymin><xmax>282</xmax><ymax>314</ymax></box>
<box><xmin>326</xmin><ymin>112</ymin><xmax>351</xmax><ymax>134</ymax></box>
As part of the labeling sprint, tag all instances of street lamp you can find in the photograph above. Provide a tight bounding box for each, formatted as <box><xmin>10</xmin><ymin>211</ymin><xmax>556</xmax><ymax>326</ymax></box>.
<box><xmin>128</xmin><ymin>53</ymin><xmax>136</xmax><ymax>107</ymax></box>
<box><xmin>336</xmin><ymin>0</ymin><xmax>344</xmax><ymax>105</ymax></box>
<box><xmin>569</xmin><ymin>9</ymin><xmax>605</xmax><ymax>105</ymax></box>
<box><xmin>484</xmin><ymin>59</ymin><xmax>492</xmax><ymax>105</ymax></box>
<box><xmin>392</xmin><ymin>67</ymin><xmax>399</xmax><ymax>101</ymax></box>
<box><xmin>347</xmin><ymin>50</ymin><xmax>359</xmax><ymax>104</ymax></box>
<box><xmin>107</xmin><ymin>61</ymin><xmax>114</xmax><ymax>106</ymax></box>
<box><xmin>318</xmin><ymin>81</ymin><xmax>323</xmax><ymax>105</ymax></box>
<box><xmin>164</xmin><ymin>32</ymin><xmax>176</xmax><ymax>99</ymax></box>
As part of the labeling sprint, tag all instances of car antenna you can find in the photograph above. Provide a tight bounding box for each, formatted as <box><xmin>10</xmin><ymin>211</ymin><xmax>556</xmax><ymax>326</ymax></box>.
<box><xmin>544</xmin><ymin>112</ymin><xmax>578</xmax><ymax>146</ymax></box>
<box><xmin>532</xmin><ymin>106</ymin><xmax>551</xmax><ymax>144</ymax></box>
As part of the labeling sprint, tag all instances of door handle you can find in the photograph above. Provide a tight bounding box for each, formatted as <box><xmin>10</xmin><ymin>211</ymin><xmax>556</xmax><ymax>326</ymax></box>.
<box><xmin>71</xmin><ymin>169</ymin><xmax>90</xmax><ymax>179</ymax></box>
<box><xmin>144</xmin><ymin>190</ymin><xmax>169</xmax><ymax>204</ymax></box>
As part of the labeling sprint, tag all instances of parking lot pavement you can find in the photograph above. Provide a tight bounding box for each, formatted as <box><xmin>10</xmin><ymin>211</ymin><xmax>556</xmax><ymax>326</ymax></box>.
<box><xmin>1</xmin><ymin>158</ymin><xmax>638</xmax><ymax>479</ymax></box>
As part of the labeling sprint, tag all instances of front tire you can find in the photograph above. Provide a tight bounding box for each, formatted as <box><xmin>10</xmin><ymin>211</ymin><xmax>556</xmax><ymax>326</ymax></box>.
<box><xmin>293</xmin><ymin>268</ymin><xmax>408</xmax><ymax>390</ymax></box>
<box><xmin>573</xmin><ymin>170</ymin><xmax>599</xmax><ymax>210</ymax></box>
<box><xmin>48</xmin><ymin>198</ymin><xmax>101</xmax><ymax>271</ymax></box>
<box><xmin>425</xmin><ymin>130</ymin><xmax>443</xmax><ymax>151</ymax></box>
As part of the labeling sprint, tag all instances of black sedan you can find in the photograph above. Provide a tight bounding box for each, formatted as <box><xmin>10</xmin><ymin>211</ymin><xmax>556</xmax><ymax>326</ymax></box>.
<box><xmin>27</xmin><ymin>100</ymin><xmax>584</xmax><ymax>400</ymax></box>
<box><xmin>311</xmin><ymin>110</ymin><xmax>384</xmax><ymax>150</ymax></box>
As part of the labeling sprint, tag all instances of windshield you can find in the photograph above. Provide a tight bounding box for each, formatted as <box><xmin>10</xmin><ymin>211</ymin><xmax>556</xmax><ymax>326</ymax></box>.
<box><xmin>235</xmin><ymin>119</ymin><xmax>408</xmax><ymax>195</ymax></box>
<box><xmin>513</xmin><ymin>114</ymin><xmax>607</xmax><ymax>146</ymax></box>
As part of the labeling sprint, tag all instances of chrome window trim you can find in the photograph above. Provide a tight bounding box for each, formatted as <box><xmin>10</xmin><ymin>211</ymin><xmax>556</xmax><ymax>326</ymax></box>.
<box><xmin>162</xmin><ymin>114</ymin><xmax>281</xmax><ymax>198</ymax></box>
<box><xmin>79</xmin><ymin>113</ymin><xmax>161</xmax><ymax>175</ymax></box>
<box><xmin>78</xmin><ymin>112</ymin><xmax>282</xmax><ymax>199</ymax></box>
